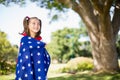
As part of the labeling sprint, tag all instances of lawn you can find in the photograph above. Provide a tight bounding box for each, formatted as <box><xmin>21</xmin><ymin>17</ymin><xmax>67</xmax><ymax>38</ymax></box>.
<box><xmin>1</xmin><ymin>64</ymin><xmax>120</xmax><ymax>80</ymax></box>
<box><xmin>1</xmin><ymin>71</ymin><xmax>120</xmax><ymax>80</ymax></box>
<box><xmin>0</xmin><ymin>73</ymin><xmax>15</xmax><ymax>80</ymax></box>
<box><xmin>49</xmin><ymin>72</ymin><xmax>120</xmax><ymax>80</ymax></box>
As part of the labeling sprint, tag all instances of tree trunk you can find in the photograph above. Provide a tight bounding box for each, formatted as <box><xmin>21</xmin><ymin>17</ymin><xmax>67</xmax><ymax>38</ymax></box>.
<box><xmin>91</xmin><ymin>16</ymin><xmax>119</xmax><ymax>72</ymax></box>
<box><xmin>91</xmin><ymin>37</ymin><xmax>119</xmax><ymax>72</ymax></box>
<box><xmin>86</xmin><ymin>14</ymin><xmax>119</xmax><ymax>72</ymax></box>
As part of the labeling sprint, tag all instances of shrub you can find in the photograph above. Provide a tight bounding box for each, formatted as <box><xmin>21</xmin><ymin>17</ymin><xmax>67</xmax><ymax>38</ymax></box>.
<box><xmin>60</xmin><ymin>57</ymin><xmax>94</xmax><ymax>73</ymax></box>
<box><xmin>0</xmin><ymin>61</ymin><xmax>16</xmax><ymax>75</ymax></box>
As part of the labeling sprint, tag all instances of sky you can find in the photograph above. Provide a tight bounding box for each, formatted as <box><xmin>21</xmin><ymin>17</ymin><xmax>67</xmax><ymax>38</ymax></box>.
<box><xmin>0</xmin><ymin>1</ymin><xmax>81</xmax><ymax>46</ymax></box>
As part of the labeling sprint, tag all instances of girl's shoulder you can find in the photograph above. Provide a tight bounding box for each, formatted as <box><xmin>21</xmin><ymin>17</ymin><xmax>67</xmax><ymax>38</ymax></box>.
<box><xmin>19</xmin><ymin>36</ymin><xmax>28</xmax><ymax>46</ymax></box>
<box><xmin>21</xmin><ymin>36</ymin><xmax>29</xmax><ymax>41</ymax></box>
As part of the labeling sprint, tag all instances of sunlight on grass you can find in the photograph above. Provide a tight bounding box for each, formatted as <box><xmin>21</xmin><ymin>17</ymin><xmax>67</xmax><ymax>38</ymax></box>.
<box><xmin>1</xmin><ymin>71</ymin><xmax>120</xmax><ymax>80</ymax></box>
<box><xmin>0</xmin><ymin>73</ymin><xmax>15</xmax><ymax>80</ymax></box>
<box><xmin>48</xmin><ymin>64</ymin><xmax>66</xmax><ymax>78</ymax></box>
<box><xmin>1</xmin><ymin>64</ymin><xmax>120</xmax><ymax>80</ymax></box>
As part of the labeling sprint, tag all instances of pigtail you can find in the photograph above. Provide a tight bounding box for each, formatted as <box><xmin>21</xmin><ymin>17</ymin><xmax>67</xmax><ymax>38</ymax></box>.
<box><xmin>22</xmin><ymin>16</ymin><xmax>30</xmax><ymax>35</ymax></box>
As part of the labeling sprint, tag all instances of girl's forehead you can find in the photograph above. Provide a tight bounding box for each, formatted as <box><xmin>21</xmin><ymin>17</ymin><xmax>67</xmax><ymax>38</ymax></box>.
<box><xmin>30</xmin><ymin>18</ymin><xmax>39</xmax><ymax>22</ymax></box>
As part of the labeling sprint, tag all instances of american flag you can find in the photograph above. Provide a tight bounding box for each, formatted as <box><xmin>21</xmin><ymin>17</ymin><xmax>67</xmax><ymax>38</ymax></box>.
<box><xmin>15</xmin><ymin>36</ymin><xmax>51</xmax><ymax>80</ymax></box>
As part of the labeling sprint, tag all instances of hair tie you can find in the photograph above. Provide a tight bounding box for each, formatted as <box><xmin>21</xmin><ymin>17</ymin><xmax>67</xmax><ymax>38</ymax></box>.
<box><xmin>26</xmin><ymin>16</ymin><xmax>30</xmax><ymax>20</ymax></box>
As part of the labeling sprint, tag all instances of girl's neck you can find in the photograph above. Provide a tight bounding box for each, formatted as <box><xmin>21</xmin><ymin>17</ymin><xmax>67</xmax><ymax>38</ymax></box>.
<box><xmin>30</xmin><ymin>32</ymin><xmax>36</xmax><ymax>38</ymax></box>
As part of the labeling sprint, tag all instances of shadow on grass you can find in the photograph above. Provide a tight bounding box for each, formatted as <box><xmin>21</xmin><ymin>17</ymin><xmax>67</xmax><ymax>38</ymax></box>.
<box><xmin>48</xmin><ymin>73</ymin><xmax>120</xmax><ymax>80</ymax></box>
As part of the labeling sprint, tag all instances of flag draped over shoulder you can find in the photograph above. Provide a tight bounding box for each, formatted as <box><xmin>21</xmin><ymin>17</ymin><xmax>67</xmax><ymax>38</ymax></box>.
<box><xmin>15</xmin><ymin>36</ymin><xmax>51</xmax><ymax>80</ymax></box>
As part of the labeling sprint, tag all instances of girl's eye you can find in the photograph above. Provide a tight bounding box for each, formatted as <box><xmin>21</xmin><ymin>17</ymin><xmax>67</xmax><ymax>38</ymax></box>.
<box><xmin>32</xmin><ymin>23</ymin><xmax>35</xmax><ymax>25</ymax></box>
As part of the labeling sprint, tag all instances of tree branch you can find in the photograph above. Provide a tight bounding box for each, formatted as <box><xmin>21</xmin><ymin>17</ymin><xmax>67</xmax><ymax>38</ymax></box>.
<box><xmin>112</xmin><ymin>0</ymin><xmax>120</xmax><ymax>36</ymax></box>
<box><xmin>90</xmin><ymin>0</ymin><xmax>103</xmax><ymax>14</ymax></box>
<box><xmin>104</xmin><ymin>0</ymin><xmax>114</xmax><ymax>15</ymax></box>
<box><xmin>57</xmin><ymin>0</ymin><xmax>72</xmax><ymax>8</ymax></box>
<box><xmin>71</xmin><ymin>0</ymin><xmax>99</xmax><ymax>32</ymax></box>
<box><xmin>71</xmin><ymin>0</ymin><xmax>100</xmax><ymax>43</ymax></box>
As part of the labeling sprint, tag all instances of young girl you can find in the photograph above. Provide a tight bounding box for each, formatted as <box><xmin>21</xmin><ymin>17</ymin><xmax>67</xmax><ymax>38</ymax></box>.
<box><xmin>15</xmin><ymin>16</ymin><xmax>51</xmax><ymax>80</ymax></box>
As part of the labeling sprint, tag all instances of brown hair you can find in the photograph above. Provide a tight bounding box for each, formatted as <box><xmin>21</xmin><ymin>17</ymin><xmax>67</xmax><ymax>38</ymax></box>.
<box><xmin>22</xmin><ymin>16</ymin><xmax>42</xmax><ymax>37</ymax></box>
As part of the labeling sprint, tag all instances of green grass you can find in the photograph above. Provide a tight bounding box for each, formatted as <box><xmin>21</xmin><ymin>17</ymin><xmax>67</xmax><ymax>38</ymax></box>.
<box><xmin>1</xmin><ymin>64</ymin><xmax>120</xmax><ymax>80</ymax></box>
<box><xmin>1</xmin><ymin>72</ymin><xmax>120</xmax><ymax>80</ymax></box>
<box><xmin>49</xmin><ymin>72</ymin><xmax>120</xmax><ymax>80</ymax></box>
<box><xmin>0</xmin><ymin>74</ymin><xmax>15</xmax><ymax>80</ymax></box>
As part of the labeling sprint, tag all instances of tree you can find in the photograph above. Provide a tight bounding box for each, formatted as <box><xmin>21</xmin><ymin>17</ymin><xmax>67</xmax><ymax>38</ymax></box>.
<box><xmin>0</xmin><ymin>31</ymin><xmax>17</xmax><ymax>62</ymax></box>
<box><xmin>46</xmin><ymin>27</ymin><xmax>91</xmax><ymax>63</ymax></box>
<box><xmin>1</xmin><ymin>0</ymin><xmax>120</xmax><ymax>73</ymax></box>
<box><xmin>56</xmin><ymin>0</ymin><xmax>120</xmax><ymax>73</ymax></box>
<box><xmin>0</xmin><ymin>30</ymin><xmax>18</xmax><ymax>74</ymax></box>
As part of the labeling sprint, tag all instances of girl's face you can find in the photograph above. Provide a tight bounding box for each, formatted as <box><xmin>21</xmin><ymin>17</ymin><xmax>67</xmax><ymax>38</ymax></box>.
<box><xmin>28</xmin><ymin>18</ymin><xmax>40</xmax><ymax>37</ymax></box>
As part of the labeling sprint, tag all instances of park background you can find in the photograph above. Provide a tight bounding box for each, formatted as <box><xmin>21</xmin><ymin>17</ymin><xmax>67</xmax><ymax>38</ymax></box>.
<box><xmin>1</xmin><ymin>0</ymin><xmax>120</xmax><ymax>80</ymax></box>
